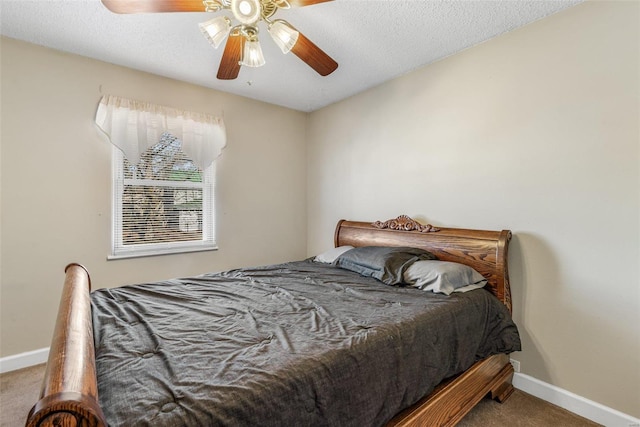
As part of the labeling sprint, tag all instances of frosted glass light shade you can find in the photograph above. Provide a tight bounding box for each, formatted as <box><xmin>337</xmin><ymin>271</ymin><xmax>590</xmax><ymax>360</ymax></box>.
<box><xmin>241</xmin><ymin>39</ymin><xmax>266</xmax><ymax>67</ymax></box>
<box><xmin>268</xmin><ymin>20</ymin><xmax>299</xmax><ymax>54</ymax></box>
<box><xmin>199</xmin><ymin>16</ymin><xmax>231</xmax><ymax>48</ymax></box>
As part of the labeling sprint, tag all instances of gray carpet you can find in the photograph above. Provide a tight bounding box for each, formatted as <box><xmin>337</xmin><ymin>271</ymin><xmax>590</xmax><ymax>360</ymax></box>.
<box><xmin>1</xmin><ymin>364</ymin><xmax>601</xmax><ymax>427</ymax></box>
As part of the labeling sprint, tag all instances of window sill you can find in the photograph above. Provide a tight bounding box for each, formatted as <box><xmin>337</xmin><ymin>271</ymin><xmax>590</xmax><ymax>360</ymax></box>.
<box><xmin>107</xmin><ymin>245</ymin><xmax>218</xmax><ymax>260</ymax></box>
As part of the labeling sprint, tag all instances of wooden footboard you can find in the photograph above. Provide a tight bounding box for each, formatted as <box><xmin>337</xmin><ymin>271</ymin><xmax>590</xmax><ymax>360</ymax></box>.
<box><xmin>26</xmin><ymin>264</ymin><xmax>106</xmax><ymax>427</ymax></box>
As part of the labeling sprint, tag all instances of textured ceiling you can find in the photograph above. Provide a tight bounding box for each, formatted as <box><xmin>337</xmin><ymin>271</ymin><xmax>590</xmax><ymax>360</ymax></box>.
<box><xmin>0</xmin><ymin>0</ymin><xmax>583</xmax><ymax>112</ymax></box>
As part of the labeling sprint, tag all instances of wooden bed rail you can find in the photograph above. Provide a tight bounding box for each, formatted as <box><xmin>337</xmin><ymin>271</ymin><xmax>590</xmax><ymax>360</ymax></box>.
<box><xmin>26</xmin><ymin>263</ymin><xmax>106</xmax><ymax>427</ymax></box>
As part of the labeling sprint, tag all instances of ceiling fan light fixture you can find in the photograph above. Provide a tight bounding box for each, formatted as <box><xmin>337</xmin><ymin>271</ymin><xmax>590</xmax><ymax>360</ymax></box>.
<box><xmin>199</xmin><ymin>16</ymin><xmax>232</xmax><ymax>48</ymax></box>
<box><xmin>241</xmin><ymin>38</ymin><xmax>266</xmax><ymax>67</ymax></box>
<box><xmin>231</xmin><ymin>0</ymin><xmax>261</xmax><ymax>25</ymax></box>
<box><xmin>268</xmin><ymin>20</ymin><xmax>299</xmax><ymax>54</ymax></box>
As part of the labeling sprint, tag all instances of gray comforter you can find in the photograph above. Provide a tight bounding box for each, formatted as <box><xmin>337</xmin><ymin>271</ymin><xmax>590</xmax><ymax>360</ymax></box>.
<box><xmin>91</xmin><ymin>259</ymin><xmax>521</xmax><ymax>426</ymax></box>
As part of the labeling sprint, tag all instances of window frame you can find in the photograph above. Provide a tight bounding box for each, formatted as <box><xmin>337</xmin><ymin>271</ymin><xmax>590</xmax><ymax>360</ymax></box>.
<box><xmin>108</xmin><ymin>144</ymin><xmax>218</xmax><ymax>260</ymax></box>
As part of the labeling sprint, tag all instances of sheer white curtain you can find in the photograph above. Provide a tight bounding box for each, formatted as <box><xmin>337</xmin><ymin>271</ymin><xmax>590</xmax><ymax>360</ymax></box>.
<box><xmin>95</xmin><ymin>95</ymin><xmax>227</xmax><ymax>169</ymax></box>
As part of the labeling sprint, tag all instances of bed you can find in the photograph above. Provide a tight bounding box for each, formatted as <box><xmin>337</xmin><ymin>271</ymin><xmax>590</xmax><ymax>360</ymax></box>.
<box><xmin>26</xmin><ymin>215</ymin><xmax>520</xmax><ymax>427</ymax></box>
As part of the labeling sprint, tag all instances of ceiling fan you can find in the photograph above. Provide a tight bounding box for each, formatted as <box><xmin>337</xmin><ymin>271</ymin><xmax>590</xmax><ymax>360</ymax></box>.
<box><xmin>101</xmin><ymin>0</ymin><xmax>338</xmax><ymax>80</ymax></box>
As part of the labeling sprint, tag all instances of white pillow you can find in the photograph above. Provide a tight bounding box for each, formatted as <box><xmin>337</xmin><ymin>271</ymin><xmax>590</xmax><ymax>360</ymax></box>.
<box><xmin>403</xmin><ymin>260</ymin><xmax>487</xmax><ymax>295</ymax></box>
<box><xmin>314</xmin><ymin>246</ymin><xmax>354</xmax><ymax>263</ymax></box>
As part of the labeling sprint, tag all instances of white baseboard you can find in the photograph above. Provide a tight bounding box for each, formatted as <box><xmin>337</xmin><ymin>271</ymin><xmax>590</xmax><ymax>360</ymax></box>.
<box><xmin>0</xmin><ymin>348</ymin><xmax>49</xmax><ymax>374</ymax></box>
<box><xmin>513</xmin><ymin>373</ymin><xmax>640</xmax><ymax>427</ymax></box>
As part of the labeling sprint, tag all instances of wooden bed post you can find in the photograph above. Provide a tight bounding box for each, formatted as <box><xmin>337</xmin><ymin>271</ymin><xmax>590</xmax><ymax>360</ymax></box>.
<box><xmin>26</xmin><ymin>264</ymin><xmax>106</xmax><ymax>427</ymax></box>
<box><xmin>497</xmin><ymin>229</ymin><xmax>513</xmax><ymax>315</ymax></box>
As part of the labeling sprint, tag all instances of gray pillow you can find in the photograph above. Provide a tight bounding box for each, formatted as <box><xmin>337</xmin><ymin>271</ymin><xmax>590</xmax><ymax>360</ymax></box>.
<box><xmin>403</xmin><ymin>260</ymin><xmax>487</xmax><ymax>295</ymax></box>
<box><xmin>334</xmin><ymin>246</ymin><xmax>437</xmax><ymax>285</ymax></box>
<box><xmin>313</xmin><ymin>246</ymin><xmax>354</xmax><ymax>263</ymax></box>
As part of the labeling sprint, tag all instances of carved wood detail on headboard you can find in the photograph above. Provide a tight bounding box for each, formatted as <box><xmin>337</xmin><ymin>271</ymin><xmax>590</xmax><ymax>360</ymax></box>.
<box><xmin>372</xmin><ymin>215</ymin><xmax>440</xmax><ymax>233</ymax></box>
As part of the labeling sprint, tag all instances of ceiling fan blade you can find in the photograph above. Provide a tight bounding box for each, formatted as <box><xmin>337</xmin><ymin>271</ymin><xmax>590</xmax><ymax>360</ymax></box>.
<box><xmin>101</xmin><ymin>0</ymin><xmax>206</xmax><ymax>13</ymax></box>
<box><xmin>291</xmin><ymin>32</ymin><xmax>338</xmax><ymax>76</ymax></box>
<box><xmin>217</xmin><ymin>34</ymin><xmax>243</xmax><ymax>80</ymax></box>
<box><xmin>288</xmin><ymin>0</ymin><xmax>334</xmax><ymax>6</ymax></box>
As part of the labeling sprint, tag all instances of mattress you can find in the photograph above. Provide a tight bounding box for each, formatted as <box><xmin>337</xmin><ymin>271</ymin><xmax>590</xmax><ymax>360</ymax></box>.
<box><xmin>91</xmin><ymin>259</ymin><xmax>521</xmax><ymax>426</ymax></box>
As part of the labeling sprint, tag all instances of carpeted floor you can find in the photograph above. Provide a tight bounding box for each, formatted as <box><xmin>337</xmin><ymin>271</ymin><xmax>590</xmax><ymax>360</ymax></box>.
<box><xmin>1</xmin><ymin>364</ymin><xmax>601</xmax><ymax>427</ymax></box>
<box><xmin>1</xmin><ymin>365</ymin><xmax>44</xmax><ymax>427</ymax></box>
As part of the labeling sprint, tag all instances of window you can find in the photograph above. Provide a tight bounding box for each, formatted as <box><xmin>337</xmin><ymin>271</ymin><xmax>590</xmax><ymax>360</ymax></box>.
<box><xmin>110</xmin><ymin>132</ymin><xmax>217</xmax><ymax>259</ymax></box>
<box><xmin>95</xmin><ymin>94</ymin><xmax>226</xmax><ymax>259</ymax></box>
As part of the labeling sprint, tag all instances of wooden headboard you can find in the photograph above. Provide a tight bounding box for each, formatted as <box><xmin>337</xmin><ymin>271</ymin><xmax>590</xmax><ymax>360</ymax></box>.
<box><xmin>334</xmin><ymin>215</ymin><xmax>512</xmax><ymax>313</ymax></box>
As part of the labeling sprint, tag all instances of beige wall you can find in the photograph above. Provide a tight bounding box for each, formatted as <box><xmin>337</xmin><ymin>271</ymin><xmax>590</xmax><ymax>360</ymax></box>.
<box><xmin>0</xmin><ymin>38</ymin><xmax>307</xmax><ymax>357</ymax></box>
<box><xmin>307</xmin><ymin>1</ymin><xmax>639</xmax><ymax>418</ymax></box>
